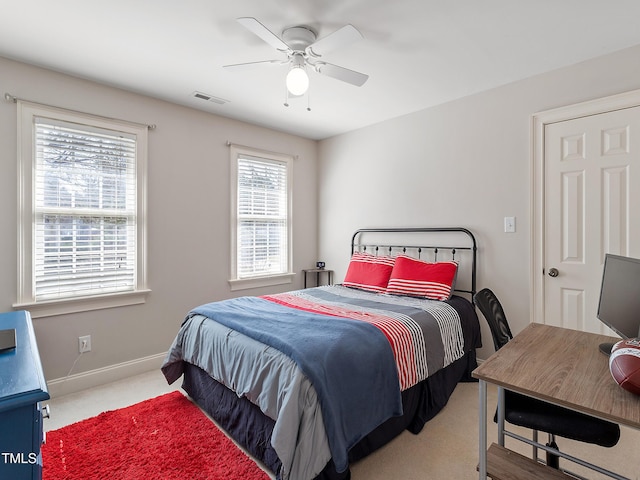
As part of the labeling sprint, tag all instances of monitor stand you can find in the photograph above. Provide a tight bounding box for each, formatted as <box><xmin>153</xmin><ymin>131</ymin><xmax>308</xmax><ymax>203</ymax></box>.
<box><xmin>599</xmin><ymin>342</ymin><xmax>615</xmax><ymax>356</ymax></box>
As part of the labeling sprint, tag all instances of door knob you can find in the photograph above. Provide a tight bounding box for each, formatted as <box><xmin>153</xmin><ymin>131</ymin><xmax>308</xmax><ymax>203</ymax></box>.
<box><xmin>548</xmin><ymin>267</ymin><xmax>559</xmax><ymax>277</ymax></box>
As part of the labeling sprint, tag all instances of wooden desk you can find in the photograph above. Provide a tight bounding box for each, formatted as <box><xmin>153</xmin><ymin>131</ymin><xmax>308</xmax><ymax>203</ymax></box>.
<box><xmin>473</xmin><ymin>323</ymin><xmax>640</xmax><ymax>479</ymax></box>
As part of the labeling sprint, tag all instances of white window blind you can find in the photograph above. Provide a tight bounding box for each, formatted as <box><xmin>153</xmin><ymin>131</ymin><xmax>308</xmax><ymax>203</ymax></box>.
<box><xmin>236</xmin><ymin>154</ymin><xmax>289</xmax><ymax>279</ymax></box>
<box><xmin>33</xmin><ymin>118</ymin><xmax>137</xmax><ymax>300</ymax></box>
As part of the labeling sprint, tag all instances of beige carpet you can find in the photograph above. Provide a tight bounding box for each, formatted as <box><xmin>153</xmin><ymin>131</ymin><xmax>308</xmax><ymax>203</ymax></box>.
<box><xmin>350</xmin><ymin>382</ymin><xmax>640</xmax><ymax>480</ymax></box>
<box><xmin>46</xmin><ymin>371</ymin><xmax>640</xmax><ymax>480</ymax></box>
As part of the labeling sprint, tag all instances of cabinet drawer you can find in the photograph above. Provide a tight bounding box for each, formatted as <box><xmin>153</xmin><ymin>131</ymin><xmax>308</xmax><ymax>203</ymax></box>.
<box><xmin>35</xmin><ymin>403</ymin><xmax>44</xmax><ymax>446</ymax></box>
<box><xmin>0</xmin><ymin>403</ymin><xmax>42</xmax><ymax>479</ymax></box>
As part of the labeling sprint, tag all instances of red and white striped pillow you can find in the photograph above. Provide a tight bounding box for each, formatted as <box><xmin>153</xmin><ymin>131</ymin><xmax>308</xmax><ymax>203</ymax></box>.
<box><xmin>342</xmin><ymin>252</ymin><xmax>396</xmax><ymax>293</ymax></box>
<box><xmin>386</xmin><ymin>255</ymin><xmax>458</xmax><ymax>300</ymax></box>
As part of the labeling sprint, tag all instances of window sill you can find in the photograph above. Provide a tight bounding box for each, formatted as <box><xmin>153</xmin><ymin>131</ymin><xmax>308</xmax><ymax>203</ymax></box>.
<box><xmin>13</xmin><ymin>289</ymin><xmax>151</xmax><ymax>319</ymax></box>
<box><xmin>229</xmin><ymin>273</ymin><xmax>295</xmax><ymax>292</ymax></box>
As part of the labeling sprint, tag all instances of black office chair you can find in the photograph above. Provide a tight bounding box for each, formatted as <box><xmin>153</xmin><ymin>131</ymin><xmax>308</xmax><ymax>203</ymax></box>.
<box><xmin>474</xmin><ymin>288</ymin><xmax>620</xmax><ymax>469</ymax></box>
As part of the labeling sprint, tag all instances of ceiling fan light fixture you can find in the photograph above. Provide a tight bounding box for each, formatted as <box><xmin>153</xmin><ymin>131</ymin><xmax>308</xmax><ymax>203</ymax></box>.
<box><xmin>286</xmin><ymin>66</ymin><xmax>309</xmax><ymax>96</ymax></box>
<box><xmin>226</xmin><ymin>18</ymin><xmax>368</xmax><ymax>102</ymax></box>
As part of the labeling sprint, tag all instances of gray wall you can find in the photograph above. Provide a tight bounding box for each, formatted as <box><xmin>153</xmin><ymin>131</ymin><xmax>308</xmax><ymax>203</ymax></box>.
<box><xmin>0</xmin><ymin>56</ymin><xmax>318</xmax><ymax>383</ymax></box>
<box><xmin>317</xmin><ymin>44</ymin><xmax>640</xmax><ymax>361</ymax></box>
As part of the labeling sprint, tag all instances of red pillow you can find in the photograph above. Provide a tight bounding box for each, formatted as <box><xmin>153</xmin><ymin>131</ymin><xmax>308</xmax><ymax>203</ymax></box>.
<box><xmin>386</xmin><ymin>255</ymin><xmax>458</xmax><ymax>300</ymax></box>
<box><xmin>342</xmin><ymin>252</ymin><xmax>395</xmax><ymax>293</ymax></box>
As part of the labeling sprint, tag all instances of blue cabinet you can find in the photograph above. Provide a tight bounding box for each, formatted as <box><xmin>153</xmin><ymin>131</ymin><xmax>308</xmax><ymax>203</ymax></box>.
<box><xmin>0</xmin><ymin>311</ymin><xmax>49</xmax><ymax>480</ymax></box>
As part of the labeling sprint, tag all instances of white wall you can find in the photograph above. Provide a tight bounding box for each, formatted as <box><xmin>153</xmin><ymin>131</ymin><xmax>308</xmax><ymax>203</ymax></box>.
<box><xmin>0</xmin><ymin>56</ymin><xmax>318</xmax><ymax>389</ymax></box>
<box><xmin>317</xmin><ymin>44</ymin><xmax>640</xmax><ymax>361</ymax></box>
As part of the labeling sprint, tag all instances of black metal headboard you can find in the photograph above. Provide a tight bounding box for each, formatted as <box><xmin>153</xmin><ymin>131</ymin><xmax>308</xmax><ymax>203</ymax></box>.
<box><xmin>350</xmin><ymin>227</ymin><xmax>477</xmax><ymax>302</ymax></box>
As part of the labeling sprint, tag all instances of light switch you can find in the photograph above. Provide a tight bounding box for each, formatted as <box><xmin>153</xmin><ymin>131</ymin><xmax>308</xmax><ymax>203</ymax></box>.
<box><xmin>504</xmin><ymin>216</ymin><xmax>516</xmax><ymax>233</ymax></box>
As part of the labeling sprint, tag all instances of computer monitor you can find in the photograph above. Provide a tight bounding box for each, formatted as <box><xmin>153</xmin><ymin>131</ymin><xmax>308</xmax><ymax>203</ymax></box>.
<box><xmin>597</xmin><ymin>253</ymin><xmax>640</xmax><ymax>355</ymax></box>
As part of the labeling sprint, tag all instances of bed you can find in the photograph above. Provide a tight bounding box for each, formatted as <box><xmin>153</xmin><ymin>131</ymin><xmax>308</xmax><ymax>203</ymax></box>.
<box><xmin>162</xmin><ymin>227</ymin><xmax>481</xmax><ymax>480</ymax></box>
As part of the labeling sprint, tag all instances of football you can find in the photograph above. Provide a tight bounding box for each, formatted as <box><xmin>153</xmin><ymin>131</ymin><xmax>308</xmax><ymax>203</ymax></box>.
<box><xmin>609</xmin><ymin>339</ymin><xmax>640</xmax><ymax>396</ymax></box>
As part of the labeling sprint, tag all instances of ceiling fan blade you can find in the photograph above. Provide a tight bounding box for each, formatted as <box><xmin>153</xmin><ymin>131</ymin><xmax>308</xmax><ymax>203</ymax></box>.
<box><xmin>306</xmin><ymin>24</ymin><xmax>363</xmax><ymax>58</ymax></box>
<box><xmin>223</xmin><ymin>59</ymin><xmax>287</xmax><ymax>72</ymax></box>
<box><xmin>315</xmin><ymin>62</ymin><xmax>369</xmax><ymax>87</ymax></box>
<box><xmin>236</xmin><ymin>17</ymin><xmax>290</xmax><ymax>52</ymax></box>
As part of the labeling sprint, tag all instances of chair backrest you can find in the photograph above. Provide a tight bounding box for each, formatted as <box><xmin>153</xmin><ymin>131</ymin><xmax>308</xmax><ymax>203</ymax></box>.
<box><xmin>474</xmin><ymin>288</ymin><xmax>513</xmax><ymax>351</ymax></box>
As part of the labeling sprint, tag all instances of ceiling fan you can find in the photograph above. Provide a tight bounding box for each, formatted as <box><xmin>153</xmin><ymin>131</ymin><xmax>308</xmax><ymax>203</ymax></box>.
<box><xmin>224</xmin><ymin>17</ymin><xmax>369</xmax><ymax>97</ymax></box>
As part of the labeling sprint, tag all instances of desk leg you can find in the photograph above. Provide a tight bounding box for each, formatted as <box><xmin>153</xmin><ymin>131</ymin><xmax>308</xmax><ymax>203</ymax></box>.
<box><xmin>478</xmin><ymin>379</ymin><xmax>487</xmax><ymax>480</ymax></box>
<box><xmin>497</xmin><ymin>386</ymin><xmax>505</xmax><ymax>446</ymax></box>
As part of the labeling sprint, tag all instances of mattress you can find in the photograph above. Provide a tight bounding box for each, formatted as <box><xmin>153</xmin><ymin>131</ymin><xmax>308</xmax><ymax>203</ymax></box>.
<box><xmin>162</xmin><ymin>286</ymin><xmax>481</xmax><ymax>480</ymax></box>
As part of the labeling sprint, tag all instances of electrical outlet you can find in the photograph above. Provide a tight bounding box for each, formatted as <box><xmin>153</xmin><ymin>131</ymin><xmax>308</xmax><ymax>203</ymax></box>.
<box><xmin>78</xmin><ymin>335</ymin><xmax>92</xmax><ymax>353</ymax></box>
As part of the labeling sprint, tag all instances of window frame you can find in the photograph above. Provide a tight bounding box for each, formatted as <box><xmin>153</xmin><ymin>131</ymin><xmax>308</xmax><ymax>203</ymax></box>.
<box><xmin>15</xmin><ymin>101</ymin><xmax>149</xmax><ymax>318</ymax></box>
<box><xmin>229</xmin><ymin>144</ymin><xmax>294</xmax><ymax>291</ymax></box>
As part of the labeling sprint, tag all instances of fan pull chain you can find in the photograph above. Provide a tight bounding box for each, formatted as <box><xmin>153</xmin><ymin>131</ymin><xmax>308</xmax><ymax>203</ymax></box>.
<box><xmin>284</xmin><ymin>83</ymin><xmax>290</xmax><ymax>107</ymax></box>
<box><xmin>282</xmin><ymin>81</ymin><xmax>313</xmax><ymax>111</ymax></box>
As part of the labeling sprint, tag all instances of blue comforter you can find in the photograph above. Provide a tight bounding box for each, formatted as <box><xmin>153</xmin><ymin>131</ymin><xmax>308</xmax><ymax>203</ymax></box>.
<box><xmin>190</xmin><ymin>296</ymin><xmax>403</xmax><ymax>473</ymax></box>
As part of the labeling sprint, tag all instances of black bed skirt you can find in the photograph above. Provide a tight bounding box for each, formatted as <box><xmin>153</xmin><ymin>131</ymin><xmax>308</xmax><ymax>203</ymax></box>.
<box><xmin>181</xmin><ymin>350</ymin><xmax>477</xmax><ymax>480</ymax></box>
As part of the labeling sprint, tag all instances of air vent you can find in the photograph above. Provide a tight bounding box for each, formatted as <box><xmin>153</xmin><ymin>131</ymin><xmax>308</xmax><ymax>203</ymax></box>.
<box><xmin>191</xmin><ymin>91</ymin><xmax>229</xmax><ymax>105</ymax></box>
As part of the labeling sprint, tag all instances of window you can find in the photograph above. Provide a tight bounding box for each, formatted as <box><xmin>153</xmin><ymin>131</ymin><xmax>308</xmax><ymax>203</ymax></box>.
<box><xmin>229</xmin><ymin>145</ymin><xmax>293</xmax><ymax>290</ymax></box>
<box><xmin>15</xmin><ymin>102</ymin><xmax>149</xmax><ymax>317</ymax></box>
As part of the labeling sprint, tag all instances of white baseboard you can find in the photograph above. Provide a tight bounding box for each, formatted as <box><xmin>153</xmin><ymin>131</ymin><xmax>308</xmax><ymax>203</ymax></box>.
<box><xmin>47</xmin><ymin>352</ymin><xmax>167</xmax><ymax>398</ymax></box>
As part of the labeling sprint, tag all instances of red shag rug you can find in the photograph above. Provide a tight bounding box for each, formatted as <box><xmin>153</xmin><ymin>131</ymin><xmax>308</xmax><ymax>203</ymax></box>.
<box><xmin>42</xmin><ymin>391</ymin><xmax>271</xmax><ymax>480</ymax></box>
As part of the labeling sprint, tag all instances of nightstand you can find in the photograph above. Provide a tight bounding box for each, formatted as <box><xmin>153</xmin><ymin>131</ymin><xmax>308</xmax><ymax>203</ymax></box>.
<box><xmin>0</xmin><ymin>311</ymin><xmax>50</xmax><ymax>480</ymax></box>
<box><xmin>302</xmin><ymin>268</ymin><xmax>334</xmax><ymax>288</ymax></box>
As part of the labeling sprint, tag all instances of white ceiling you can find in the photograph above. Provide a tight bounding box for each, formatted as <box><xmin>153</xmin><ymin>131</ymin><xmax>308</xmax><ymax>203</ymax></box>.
<box><xmin>2</xmin><ymin>0</ymin><xmax>640</xmax><ymax>140</ymax></box>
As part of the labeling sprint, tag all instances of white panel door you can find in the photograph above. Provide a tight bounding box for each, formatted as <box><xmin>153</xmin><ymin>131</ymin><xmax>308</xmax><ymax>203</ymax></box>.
<box><xmin>544</xmin><ymin>106</ymin><xmax>640</xmax><ymax>333</ymax></box>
